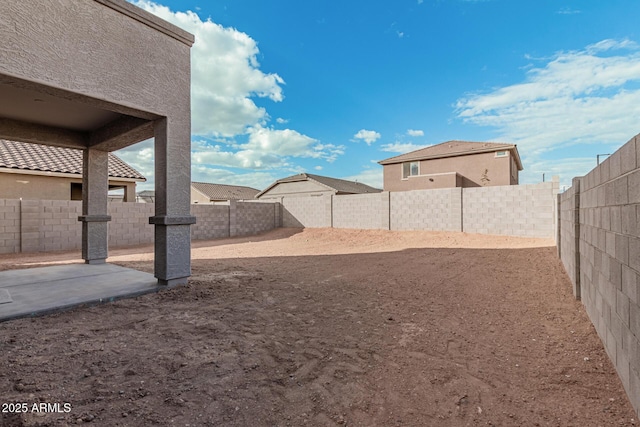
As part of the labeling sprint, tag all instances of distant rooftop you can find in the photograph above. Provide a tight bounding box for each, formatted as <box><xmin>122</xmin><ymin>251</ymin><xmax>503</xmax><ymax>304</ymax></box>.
<box><xmin>379</xmin><ymin>140</ymin><xmax>523</xmax><ymax>170</ymax></box>
<box><xmin>191</xmin><ymin>181</ymin><xmax>260</xmax><ymax>201</ymax></box>
<box><xmin>0</xmin><ymin>140</ymin><xmax>146</xmax><ymax>180</ymax></box>
<box><xmin>257</xmin><ymin>173</ymin><xmax>381</xmax><ymax>198</ymax></box>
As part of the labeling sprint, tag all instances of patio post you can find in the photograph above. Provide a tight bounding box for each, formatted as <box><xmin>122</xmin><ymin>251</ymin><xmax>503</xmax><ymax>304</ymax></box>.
<box><xmin>79</xmin><ymin>148</ymin><xmax>111</xmax><ymax>264</ymax></box>
<box><xmin>150</xmin><ymin>117</ymin><xmax>196</xmax><ymax>287</ymax></box>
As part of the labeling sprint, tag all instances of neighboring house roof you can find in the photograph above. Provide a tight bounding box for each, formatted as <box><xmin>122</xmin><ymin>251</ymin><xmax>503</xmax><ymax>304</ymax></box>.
<box><xmin>378</xmin><ymin>140</ymin><xmax>523</xmax><ymax>170</ymax></box>
<box><xmin>191</xmin><ymin>181</ymin><xmax>260</xmax><ymax>201</ymax></box>
<box><xmin>137</xmin><ymin>190</ymin><xmax>155</xmax><ymax>197</ymax></box>
<box><xmin>0</xmin><ymin>139</ymin><xmax>146</xmax><ymax>180</ymax></box>
<box><xmin>256</xmin><ymin>173</ymin><xmax>382</xmax><ymax>198</ymax></box>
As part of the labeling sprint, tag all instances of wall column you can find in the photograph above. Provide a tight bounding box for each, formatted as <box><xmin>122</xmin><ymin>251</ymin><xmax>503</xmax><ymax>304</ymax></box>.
<box><xmin>150</xmin><ymin>117</ymin><xmax>196</xmax><ymax>287</ymax></box>
<box><xmin>78</xmin><ymin>148</ymin><xmax>110</xmax><ymax>264</ymax></box>
<box><xmin>229</xmin><ymin>200</ymin><xmax>238</xmax><ymax>237</ymax></box>
<box><xmin>123</xmin><ymin>183</ymin><xmax>136</xmax><ymax>202</ymax></box>
<box><xmin>572</xmin><ymin>177</ymin><xmax>581</xmax><ymax>299</ymax></box>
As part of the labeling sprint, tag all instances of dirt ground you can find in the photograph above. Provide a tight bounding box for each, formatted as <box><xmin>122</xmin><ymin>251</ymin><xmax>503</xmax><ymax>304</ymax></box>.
<box><xmin>0</xmin><ymin>228</ymin><xmax>637</xmax><ymax>426</ymax></box>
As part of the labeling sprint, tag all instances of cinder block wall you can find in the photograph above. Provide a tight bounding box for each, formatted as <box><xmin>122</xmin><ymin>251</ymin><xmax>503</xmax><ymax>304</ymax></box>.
<box><xmin>109</xmin><ymin>202</ymin><xmax>155</xmax><ymax>247</ymax></box>
<box><xmin>390</xmin><ymin>188</ymin><xmax>462</xmax><ymax>232</ymax></box>
<box><xmin>463</xmin><ymin>180</ymin><xmax>559</xmax><ymax>238</ymax></box>
<box><xmin>333</xmin><ymin>192</ymin><xmax>389</xmax><ymax>229</ymax></box>
<box><xmin>191</xmin><ymin>204</ymin><xmax>230</xmax><ymax>240</ymax></box>
<box><xmin>558</xmin><ymin>179</ymin><xmax>580</xmax><ymax>296</ymax></box>
<box><xmin>234</xmin><ymin>201</ymin><xmax>280</xmax><ymax>236</ymax></box>
<box><xmin>0</xmin><ymin>199</ymin><xmax>21</xmax><ymax>254</ymax></box>
<box><xmin>19</xmin><ymin>200</ymin><xmax>82</xmax><ymax>253</ymax></box>
<box><xmin>282</xmin><ymin>195</ymin><xmax>332</xmax><ymax>227</ymax></box>
<box><xmin>558</xmin><ymin>134</ymin><xmax>640</xmax><ymax>416</ymax></box>
<box><xmin>0</xmin><ymin>200</ymin><xmax>279</xmax><ymax>254</ymax></box>
<box><xmin>275</xmin><ymin>181</ymin><xmax>558</xmax><ymax>238</ymax></box>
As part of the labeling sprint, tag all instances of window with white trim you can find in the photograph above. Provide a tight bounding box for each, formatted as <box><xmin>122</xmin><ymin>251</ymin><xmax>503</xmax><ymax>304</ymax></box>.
<box><xmin>402</xmin><ymin>161</ymin><xmax>420</xmax><ymax>179</ymax></box>
<box><xmin>495</xmin><ymin>151</ymin><xmax>507</xmax><ymax>157</ymax></box>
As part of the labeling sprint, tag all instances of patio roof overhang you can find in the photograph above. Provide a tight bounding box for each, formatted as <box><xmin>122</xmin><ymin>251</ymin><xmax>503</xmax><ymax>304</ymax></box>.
<box><xmin>0</xmin><ymin>0</ymin><xmax>196</xmax><ymax>287</ymax></box>
<box><xmin>0</xmin><ymin>73</ymin><xmax>157</xmax><ymax>152</ymax></box>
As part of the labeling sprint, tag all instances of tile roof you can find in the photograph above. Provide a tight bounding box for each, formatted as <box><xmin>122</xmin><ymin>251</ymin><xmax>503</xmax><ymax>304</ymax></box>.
<box><xmin>191</xmin><ymin>181</ymin><xmax>260</xmax><ymax>201</ymax></box>
<box><xmin>378</xmin><ymin>140</ymin><xmax>522</xmax><ymax>170</ymax></box>
<box><xmin>304</xmin><ymin>173</ymin><xmax>382</xmax><ymax>194</ymax></box>
<box><xmin>257</xmin><ymin>173</ymin><xmax>382</xmax><ymax>197</ymax></box>
<box><xmin>0</xmin><ymin>140</ymin><xmax>145</xmax><ymax>180</ymax></box>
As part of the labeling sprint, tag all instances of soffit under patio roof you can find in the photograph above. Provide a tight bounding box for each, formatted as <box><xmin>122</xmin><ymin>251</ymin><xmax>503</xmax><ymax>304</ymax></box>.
<box><xmin>0</xmin><ymin>0</ymin><xmax>194</xmax><ymax>154</ymax></box>
<box><xmin>0</xmin><ymin>82</ymin><xmax>122</xmax><ymax>132</ymax></box>
<box><xmin>0</xmin><ymin>74</ymin><xmax>160</xmax><ymax>152</ymax></box>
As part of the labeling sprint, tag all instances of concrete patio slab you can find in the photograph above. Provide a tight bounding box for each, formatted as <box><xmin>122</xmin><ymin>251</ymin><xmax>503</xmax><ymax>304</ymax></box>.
<box><xmin>0</xmin><ymin>263</ymin><xmax>160</xmax><ymax>322</ymax></box>
<box><xmin>0</xmin><ymin>288</ymin><xmax>11</xmax><ymax>304</ymax></box>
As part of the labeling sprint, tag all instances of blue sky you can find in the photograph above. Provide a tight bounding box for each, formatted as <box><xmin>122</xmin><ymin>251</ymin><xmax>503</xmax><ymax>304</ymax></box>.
<box><xmin>118</xmin><ymin>0</ymin><xmax>640</xmax><ymax>192</ymax></box>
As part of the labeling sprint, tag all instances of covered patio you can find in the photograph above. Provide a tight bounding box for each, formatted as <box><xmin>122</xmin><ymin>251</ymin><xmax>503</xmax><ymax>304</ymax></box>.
<box><xmin>0</xmin><ymin>0</ymin><xmax>196</xmax><ymax>307</ymax></box>
<box><xmin>0</xmin><ymin>264</ymin><xmax>160</xmax><ymax>322</ymax></box>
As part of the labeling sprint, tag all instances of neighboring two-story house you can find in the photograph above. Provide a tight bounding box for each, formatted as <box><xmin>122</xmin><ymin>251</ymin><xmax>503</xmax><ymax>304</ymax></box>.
<box><xmin>378</xmin><ymin>140</ymin><xmax>523</xmax><ymax>192</ymax></box>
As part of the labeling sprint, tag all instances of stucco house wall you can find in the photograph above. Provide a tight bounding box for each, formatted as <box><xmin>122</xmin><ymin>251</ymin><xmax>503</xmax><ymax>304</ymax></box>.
<box><xmin>383</xmin><ymin>150</ymin><xmax>514</xmax><ymax>192</ymax></box>
<box><xmin>191</xmin><ymin>186</ymin><xmax>210</xmax><ymax>204</ymax></box>
<box><xmin>0</xmin><ymin>171</ymin><xmax>136</xmax><ymax>201</ymax></box>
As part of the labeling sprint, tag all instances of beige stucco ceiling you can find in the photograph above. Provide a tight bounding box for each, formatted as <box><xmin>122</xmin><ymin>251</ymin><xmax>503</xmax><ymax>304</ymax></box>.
<box><xmin>0</xmin><ymin>82</ymin><xmax>122</xmax><ymax>132</ymax></box>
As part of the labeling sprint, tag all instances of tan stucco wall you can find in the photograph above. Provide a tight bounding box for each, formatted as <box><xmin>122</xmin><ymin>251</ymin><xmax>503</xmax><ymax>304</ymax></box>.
<box><xmin>0</xmin><ymin>172</ymin><xmax>135</xmax><ymax>201</ymax></box>
<box><xmin>383</xmin><ymin>151</ymin><xmax>515</xmax><ymax>191</ymax></box>
<box><xmin>1</xmin><ymin>0</ymin><xmax>191</xmax><ymax>121</ymax></box>
<box><xmin>510</xmin><ymin>156</ymin><xmax>519</xmax><ymax>185</ymax></box>
<box><xmin>382</xmin><ymin>171</ymin><xmax>460</xmax><ymax>191</ymax></box>
<box><xmin>191</xmin><ymin>187</ymin><xmax>211</xmax><ymax>204</ymax></box>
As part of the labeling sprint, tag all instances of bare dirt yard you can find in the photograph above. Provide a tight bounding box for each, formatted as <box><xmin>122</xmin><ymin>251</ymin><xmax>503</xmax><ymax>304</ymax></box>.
<box><xmin>0</xmin><ymin>228</ymin><xmax>637</xmax><ymax>426</ymax></box>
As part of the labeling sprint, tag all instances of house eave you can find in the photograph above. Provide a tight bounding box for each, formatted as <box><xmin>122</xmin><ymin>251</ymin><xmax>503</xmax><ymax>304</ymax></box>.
<box><xmin>0</xmin><ymin>167</ymin><xmax>145</xmax><ymax>182</ymax></box>
<box><xmin>379</xmin><ymin>145</ymin><xmax>524</xmax><ymax>170</ymax></box>
<box><xmin>93</xmin><ymin>0</ymin><xmax>194</xmax><ymax>46</ymax></box>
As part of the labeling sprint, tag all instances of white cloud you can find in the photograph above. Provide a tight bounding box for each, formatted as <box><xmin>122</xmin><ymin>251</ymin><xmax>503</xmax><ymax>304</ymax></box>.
<box><xmin>246</xmin><ymin>126</ymin><xmax>318</xmax><ymax>157</ymax></box>
<box><xmin>522</xmin><ymin>156</ymin><xmax>597</xmax><ymax>190</ymax></box>
<box><xmin>121</xmin><ymin>2</ymin><xmax>345</xmax><ymax>189</ymax></box>
<box><xmin>191</xmin><ymin>166</ymin><xmax>276</xmax><ymax>190</ymax></box>
<box><xmin>380</xmin><ymin>142</ymin><xmax>424</xmax><ymax>153</ymax></box>
<box><xmin>313</xmin><ymin>143</ymin><xmax>346</xmax><ymax>162</ymax></box>
<box><xmin>191</xmin><ymin>126</ymin><xmax>344</xmax><ymax>170</ymax></box>
<box><xmin>132</xmin><ymin>1</ymin><xmax>284</xmax><ymax>137</ymax></box>
<box><xmin>353</xmin><ymin>129</ymin><xmax>381</xmax><ymax>145</ymax></box>
<box><xmin>456</xmin><ymin>39</ymin><xmax>640</xmax><ymax>160</ymax></box>
<box><xmin>407</xmin><ymin>129</ymin><xmax>424</xmax><ymax>137</ymax></box>
<box><xmin>114</xmin><ymin>139</ymin><xmax>155</xmax><ymax>189</ymax></box>
<box><xmin>314</xmin><ymin>165</ymin><xmax>323</xmax><ymax>171</ymax></box>
<box><xmin>556</xmin><ymin>7</ymin><xmax>581</xmax><ymax>15</ymax></box>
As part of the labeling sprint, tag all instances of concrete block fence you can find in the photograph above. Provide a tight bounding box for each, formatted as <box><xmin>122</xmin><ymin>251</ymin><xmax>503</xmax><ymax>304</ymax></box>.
<box><xmin>390</xmin><ymin>188</ymin><xmax>462</xmax><ymax>232</ymax></box>
<box><xmin>276</xmin><ymin>180</ymin><xmax>559</xmax><ymax>239</ymax></box>
<box><xmin>557</xmin><ymin>133</ymin><xmax>640</xmax><ymax>416</ymax></box>
<box><xmin>0</xmin><ymin>200</ymin><xmax>280</xmax><ymax>254</ymax></box>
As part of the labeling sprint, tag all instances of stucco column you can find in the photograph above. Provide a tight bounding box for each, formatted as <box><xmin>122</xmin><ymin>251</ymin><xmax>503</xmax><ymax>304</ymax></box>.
<box><xmin>150</xmin><ymin>117</ymin><xmax>196</xmax><ymax>287</ymax></box>
<box><xmin>123</xmin><ymin>183</ymin><xmax>136</xmax><ymax>202</ymax></box>
<box><xmin>78</xmin><ymin>148</ymin><xmax>111</xmax><ymax>264</ymax></box>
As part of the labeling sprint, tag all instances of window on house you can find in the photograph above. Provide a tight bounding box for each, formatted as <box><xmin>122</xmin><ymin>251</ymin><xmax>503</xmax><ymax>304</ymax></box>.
<box><xmin>402</xmin><ymin>161</ymin><xmax>420</xmax><ymax>179</ymax></box>
<box><xmin>495</xmin><ymin>151</ymin><xmax>507</xmax><ymax>157</ymax></box>
<box><xmin>70</xmin><ymin>183</ymin><xmax>82</xmax><ymax>200</ymax></box>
